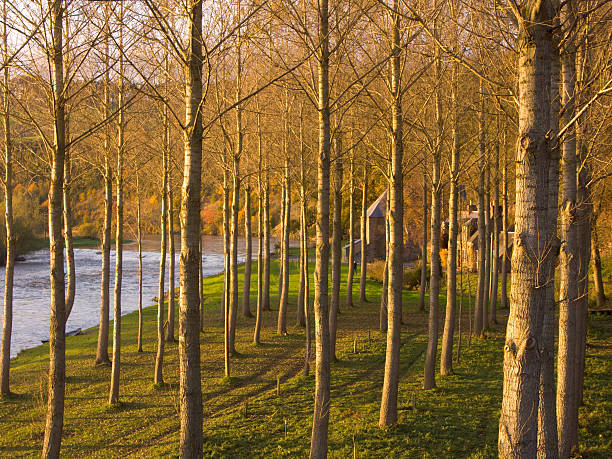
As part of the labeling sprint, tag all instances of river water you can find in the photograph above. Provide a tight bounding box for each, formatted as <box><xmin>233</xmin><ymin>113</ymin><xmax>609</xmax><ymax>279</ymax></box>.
<box><xmin>0</xmin><ymin>235</ymin><xmax>251</xmax><ymax>358</ymax></box>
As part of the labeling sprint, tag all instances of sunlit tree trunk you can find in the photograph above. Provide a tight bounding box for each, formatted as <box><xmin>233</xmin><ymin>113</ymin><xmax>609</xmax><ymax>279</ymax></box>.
<box><xmin>418</xmin><ymin>157</ymin><xmax>427</xmax><ymax>311</ymax></box>
<box><xmin>474</xmin><ymin>81</ymin><xmax>486</xmax><ymax>338</ymax></box>
<box><xmin>359</xmin><ymin>166</ymin><xmax>368</xmax><ymax>302</ymax></box>
<box><xmin>263</xmin><ymin>160</ymin><xmax>271</xmax><ymax>311</ymax></box>
<box><xmin>329</xmin><ymin>134</ymin><xmax>342</xmax><ymax>361</ymax></box>
<box><xmin>63</xmin><ymin>145</ymin><xmax>75</xmax><ymax>318</ymax></box>
<box><xmin>310</xmin><ymin>0</ymin><xmax>331</xmax><ymax>452</ymax></box>
<box><xmin>166</xmin><ymin>187</ymin><xmax>176</xmax><ymax>342</ymax></box>
<box><xmin>441</xmin><ymin>61</ymin><xmax>460</xmax><ymax>376</ymax></box>
<box><xmin>178</xmin><ymin>1</ymin><xmax>204</xmax><ymax>454</ymax></box>
<box><xmin>95</xmin><ymin>25</ymin><xmax>112</xmax><ymax>366</ymax></box>
<box><xmin>254</xmin><ymin>119</ymin><xmax>264</xmax><ymax>343</ymax></box>
<box><xmin>297</xmin><ymin>110</ymin><xmax>307</xmax><ymax>327</ymax></box>
<box><xmin>379</xmin><ymin>212</ymin><xmax>388</xmax><ymax>333</ymax></box>
<box><xmin>490</xmin><ymin>143</ymin><xmax>500</xmax><ymax>325</ymax></box>
<box><xmin>136</xmin><ymin>175</ymin><xmax>143</xmax><ymax>353</ymax></box>
<box><xmin>424</xmin><ymin>45</ymin><xmax>442</xmax><ymax>391</ymax></box>
<box><xmin>346</xmin><ymin>149</ymin><xmax>355</xmax><ymax>308</ymax></box>
<box><xmin>278</xmin><ymin>158</ymin><xmax>291</xmax><ymax>335</ymax></box>
<box><xmin>0</xmin><ymin>0</ymin><xmax>14</xmax><ymax>395</ymax></box>
<box><xmin>500</xmin><ymin>135</ymin><xmax>509</xmax><ymax>310</ymax></box>
<box><xmin>483</xmin><ymin>163</ymin><xmax>491</xmax><ymax>329</ymax></box>
<box><xmin>591</xmin><ymin>227</ymin><xmax>605</xmax><ymax>307</ymax></box>
<box><xmin>379</xmin><ymin>0</ymin><xmax>403</xmax><ymax>425</ymax></box>
<box><xmin>498</xmin><ymin>3</ymin><xmax>557</xmax><ymax>456</ymax></box>
<box><xmin>42</xmin><ymin>2</ymin><xmax>67</xmax><ymax>454</ymax></box>
<box><xmin>109</xmin><ymin>14</ymin><xmax>124</xmax><ymax>404</ymax></box>
<box><xmin>243</xmin><ymin>181</ymin><xmax>253</xmax><ymax>318</ymax></box>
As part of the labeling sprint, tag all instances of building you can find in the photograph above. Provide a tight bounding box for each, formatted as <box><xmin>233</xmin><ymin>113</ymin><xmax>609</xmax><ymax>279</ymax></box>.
<box><xmin>343</xmin><ymin>190</ymin><xmax>388</xmax><ymax>263</ymax></box>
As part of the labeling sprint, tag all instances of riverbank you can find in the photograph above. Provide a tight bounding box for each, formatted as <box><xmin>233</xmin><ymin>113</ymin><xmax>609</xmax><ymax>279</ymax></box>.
<box><xmin>1</xmin><ymin>260</ymin><xmax>610</xmax><ymax>457</ymax></box>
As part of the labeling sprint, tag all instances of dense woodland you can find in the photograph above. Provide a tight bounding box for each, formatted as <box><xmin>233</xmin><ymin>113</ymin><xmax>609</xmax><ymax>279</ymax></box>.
<box><xmin>0</xmin><ymin>0</ymin><xmax>611</xmax><ymax>458</ymax></box>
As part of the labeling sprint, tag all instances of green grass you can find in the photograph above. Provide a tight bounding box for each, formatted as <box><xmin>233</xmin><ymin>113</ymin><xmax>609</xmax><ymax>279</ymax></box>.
<box><xmin>0</xmin><ymin>260</ymin><xmax>610</xmax><ymax>457</ymax></box>
<box><xmin>29</xmin><ymin>237</ymin><xmax>133</xmax><ymax>251</ymax></box>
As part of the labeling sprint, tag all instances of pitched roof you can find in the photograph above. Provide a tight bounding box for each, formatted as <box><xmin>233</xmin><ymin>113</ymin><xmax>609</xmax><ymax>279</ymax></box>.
<box><xmin>367</xmin><ymin>190</ymin><xmax>387</xmax><ymax>218</ymax></box>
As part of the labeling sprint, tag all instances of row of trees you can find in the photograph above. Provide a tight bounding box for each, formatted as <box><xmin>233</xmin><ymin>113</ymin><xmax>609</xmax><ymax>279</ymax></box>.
<box><xmin>0</xmin><ymin>0</ymin><xmax>609</xmax><ymax>458</ymax></box>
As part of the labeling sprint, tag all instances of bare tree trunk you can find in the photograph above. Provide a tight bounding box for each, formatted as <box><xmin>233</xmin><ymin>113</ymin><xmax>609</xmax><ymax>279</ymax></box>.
<box><xmin>498</xmin><ymin>4</ymin><xmax>556</xmax><ymax>456</ymax></box>
<box><xmin>490</xmin><ymin>143</ymin><xmax>500</xmax><ymax>325</ymax></box>
<box><xmin>474</xmin><ymin>82</ymin><xmax>486</xmax><ymax>338</ymax></box>
<box><xmin>297</xmin><ymin>115</ymin><xmax>307</xmax><ymax>327</ymax></box>
<box><xmin>199</xmin><ymin>231</ymin><xmax>204</xmax><ymax>332</ymax></box>
<box><xmin>263</xmin><ymin>164</ymin><xmax>271</xmax><ymax>311</ymax></box>
<box><xmin>63</xmin><ymin>148</ymin><xmax>75</xmax><ymax>318</ymax></box>
<box><xmin>254</xmin><ymin>130</ymin><xmax>264</xmax><ymax>343</ymax></box>
<box><xmin>329</xmin><ymin>134</ymin><xmax>343</xmax><ymax>361</ymax></box>
<box><xmin>303</xmin><ymin>199</ymin><xmax>311</xmax><ymax>376</ymax></box>
<box><xmin>379</xmin><ymin>0</ymin><xmax>403</xmax><ymax>425</ymax></box>
<box><xmin>136</xmin><ymin>175</ymin><xmax>143</xmax><ymax>353</ymax></box>
<box><xmin>379</xmin><ymin>239</ymin><xmax>388</xmax><ymax>333</ymax></box>
<box><xmin>310</xmin><ymin>0</ymin><xmax>331</xmax><ymax>452</ymax></box>
<box><xmin>483</xmin><ymin>163</ymin><xmax>491</xmax><ymax>330</ymax></box>
<box><xmin>591</xmin><ymin>226</ymin><xmax>605</xmax><ymax>307</ymax></box>
<box><xmin>0</xmin><ymin>0</ymin><xmax>14</xmax><ymax>394</ymax></box>
<box><xmin>166</xmin><ymin>187</ymin><xmax>176</xmax><ymax>342</ymax></box>
<box><xmin>424</xmin><ymin>45</ymin><xmax>442</xmax><ymax>391</ymax></box>
<box><xmin>242</xmin><ymin>181</ymin><xmax>253</xmax><ymax>318</ymax></box>
<box><xmin>346</xmin><ymin>150</ymin><xmax>355</xmax><ymax>308</ymax></box>
<box><xmin>557</xmin><ymin>7</ymin><xmax>579</xmax><ymax>453</ymax></box>
<box><xmin>278</xmin><ymin>159</ymin><xmax>291</xmax><ymax>334</ymax></box>
<box><xmin>359</xmin><ymin>166</ymin><xmax>368</xmax><ymax>302</ymax></box>
<box><xmin>418</xmin><ymin>157</ymin><xmax>428</xmax><ymax>311</ymax></box>
<box><xmin>178</xmin><ymin>2</ymin><xmax>204</xmax><ymax>454</ymax></box>
<box><xmin>222</xmin><ymin>160</ymin><xmax>230</xmax><ymax>375</ymax></box>
<box><xmin>42</xmin><ymin>2</ymin><xmax>66</xmax><ymax>454</ymax></box>
<box><xmin>229</xmin><ymin>161</ymin><xmax>240</xmax><ymax>352</ymax></box>
<box><xmin>95</xmin><ymin>25</ymin><xmax>112</xmax><ymax>366</ymax></box>
<box><xmin>109</xmin><ymin>17</ymin><xmax>124</xmax><ymax>404</ymax></box>
<box><xmin>154</xmin><ymin>112</ymin><xmax>168</xmax><ymax>385</ymax></box>
<box><xmin>537</xmin><ymin>16</ymin><xmax>561</xmax><ymax>456</ymax></box>
<box><xmin>500</xmin><ymin>134</ymin><xmax>509</xmax><ymax>310</ymax></box>
<box><xmin>441</xmin><ymin>61</ymin><xmax>459</xmax><ymax>376</ymax></box>
<box><xmin>278</xmin><ymin>181</ymin><xmax>286</xmax><ymax>301</ymax></box>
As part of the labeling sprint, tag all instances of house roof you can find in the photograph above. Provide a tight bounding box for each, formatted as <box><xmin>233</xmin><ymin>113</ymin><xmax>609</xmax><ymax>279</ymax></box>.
<box><xmin>367</xmin><ymin>190</ymin><xmax>387</xmax><ymax>218</ymax></box>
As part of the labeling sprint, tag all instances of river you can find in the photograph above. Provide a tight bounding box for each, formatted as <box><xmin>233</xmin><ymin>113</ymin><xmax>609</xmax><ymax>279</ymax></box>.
<box><xmin>0</xmin><ymin>235</ymin><xmax>253</xmax><ymax>358</ymax></box>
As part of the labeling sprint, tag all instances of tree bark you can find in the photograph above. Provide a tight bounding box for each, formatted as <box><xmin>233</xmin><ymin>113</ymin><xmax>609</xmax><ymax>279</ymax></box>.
<box><xmin>254</xmin><ymin>124</ymin><xmax>264</xmax><ymax>343</ymax></box>
<box><xmin>498</xmin><ymin>3</ymin><xmax>557</xmax><ymax>456</ymax></box>
<box><xmin>297</xmin><ymin>114</ymin><xmax>307</xmax><ymax>327</ymax></box>
<box><xmin>591</xmin><ymin>226</ymin><xmax>606</xmax><ymax>307</ymax></box>
<box><xmin>109</xmin><ymin>17</ymin><xmax>124</xmax><ymax>404</ymax></box>
<box><xmin>0</xmin><ymin>0</ymin><xmax>14</xmax><ymax>394</ymax></box>
<box><xmin>418</xmin><ymin>157</ymin><xmax>428</xmax><ymax>311</ymax></box>
<box><xmin>346</xmin><ymin>150</ymin><xmax>355</xmax><ymax>308</ymax></box>
<box><xmin>243</xmin><ymin>182</ymin><xmax>253</xmax><ymax>318</ymax></box>
<box><xmin>263</xmin><ymin>163</ymin><xmax>271</xmax><ymax>311</ymax></box>
<box><xmin>424</xmin><ymin>45</ymin><xmax>442</xmax><ymax>391</ymax></box>
<box><xmin>500</xmin><ymin>133</ymin><xmax>509</xmax><ymax>310</ymax></box>
<box><xmin>379</xmin><ymin>0</ymin><xmax>403</xmax><ymax>425</ymax></box>
<box><xmin>441</xmin><ymin>61</ymin><xmax>460</xmax><ymax>376</ymax></box>
<box><xmin>310</xmin><ymin>0</ymin><xmax>331</xmax><ymax>452</ymax></box>
<box><xmin>359</xmin><ymin>166</ymin><xmax>368</xmax><ymax>302</ymax></box>
<box><xmin>490</xmin><ymin>143</ymin><xmax>500</xmax><ymax>325</ymax></box>
<box><xmin>42</xmin><ymin>2</ymin><xmax>66</xmax><ymax>455</ymax></box>
<box><xmin>178</xmin><ymin>1</ymin><xmax>204</xmax><ymax>454</ymax></box>
<box><xmin>329</xmin><ymin>133</ymin><xmax>342</xmax><ymax>361</ymax></box>
<box><xmin>95</xmin><ymin>26</ymin><xmax>112</xmax><ymax>366</ymax></box>
<box><xmin>136</xmin><ymin>175</ymin><xmax>143</xmax><ymax>353</ymax></box>
<box><xmin>166</xmin><ymin>187</ymin><xmax>176</xmax><ymax>342</ymax></box>
<box><xmin>63</xmin><ymin>148</ymin><xmax>75</xmax><ymax>319</ymax></box>
<box><xmin>278</xmin><ymin>159</ymin><xmax>291</xmax><ymax>334</ymax></box>
<box><xmin>474</xmin><ymin>81</ymin><xmax>486</xmax><ymax>338</ymax></box>
<box><xmin>483</xmin><ymin>163</ymin><xmax>491</xmax><ymax>330</ymax></box>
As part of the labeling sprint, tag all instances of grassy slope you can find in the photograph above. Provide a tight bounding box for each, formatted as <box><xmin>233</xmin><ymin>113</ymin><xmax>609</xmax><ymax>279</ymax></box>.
<box><xmin>0</xmin><ymin>261</ymin><xmax>610</xmax><ymax>458</ymax></box>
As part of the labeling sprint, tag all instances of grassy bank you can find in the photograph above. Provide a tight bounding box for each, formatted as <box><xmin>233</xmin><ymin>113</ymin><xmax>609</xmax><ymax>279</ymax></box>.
<box><xmin>0</xmin><ymin>261</ymin><xmax>610</xmax><ymax>457</ymax></box>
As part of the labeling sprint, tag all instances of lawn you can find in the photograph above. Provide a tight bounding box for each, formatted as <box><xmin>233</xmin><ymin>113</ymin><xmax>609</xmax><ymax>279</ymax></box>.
<box><xmin>0</xmin><ymin>260</ymin><xmax>610</xmax><ymax>457</ymax></box>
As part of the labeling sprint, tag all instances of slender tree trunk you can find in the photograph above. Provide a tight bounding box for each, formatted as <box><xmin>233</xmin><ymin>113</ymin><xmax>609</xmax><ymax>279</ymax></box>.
<box><xmin>63</xmin><ymin>148</ymin><xmax>75</xmax><ymax>318</ymax></box>
<box><xmin>254</xmin><ymin>133</ymin><xmax>264</xmax><ymax>343</ymax></box>
<box><xmin>490</xmin><ymin>144</ymin><xmax>500</xmax><ymax>325</ymax></box>
<box><xmin>483</xmin><ymin>164</ymin><xmax>491</xmax><ymax>330</ymax></box>
<box><xmin>0</xmin><ymin>1</ymin><xmax>14</xmax><ymax>394</ymax></box>
<box><xmin>137</xmin><ymin>176</ymin><xmax>143</xmax><ymax>353</ymax></box>
<box><xmin>500</xmin><ymin>135</ymin><xmax>509</xmax><ymax>310</ymax></box>
<box><xmin>557</xmin><ymin>8</ymin><xmax>579</xmax><ymax>453</ymax></box>
<box><xmin>228</xmin><ymin>150</ymin><xmax>240</xmax><ymax>352</ymax></box>
<box><xmin>278</xmin><ymin>181</ymin><xmax>286</xmax><ymax>301</ymax></box>
<box><xmin>418</xmin><ymin>157</ymin><xmax>428</xmax><ymax>311</ymax></box>
<box><xmin>199</xmin><ymin>230</ymin><xmax>204</xmax><ymax>332</ymax></box>
<box><xmin>243</xmin><ymin>182</ymin><xmax>253</xmax><ymax>318</ymax></box>
<box><xmin>359</xmin><ymin>166</ymin><xmax>368</xmax><ymax>302</ymax></box>
<box><xmin>537</xmin><ymin>16</ymin><xmax>561</xmax><ymax>456</ymax></box>
<box><xmin>95</xmin><ymin>27</ymin><xmax>112</xmax><ymax>366</ymax></box>
<box><xmin>474</xmin><ymin>82</ymin><xmax>486</xmax><ymax>338</ymax></box>
<box><xmin>380</xmin><ymin>238</ymin><xmax>388</xmax><ymax>333</ymax></box>
<box><xmin>346</xmin><ymin>150</ymin><xmax>355</xmax><ymax>308</ymax></box>
<box><xmin>498</xmin><ymin>5</ymin><xmax>556</xmax><ymax>456</ymax></box>
<box><xmin>263</xmin><ymin>165</ymin><xmax>271</xmax><ymax>311</ymax></box>
<box><xmin>178</xmin><ymin>2</ymin><xmax>204</xmax><ymax>454</ymax></box>
<box><xmin>591</xmin><ymin>227</ymin><xmax>605</xmax><ymax>307</ymax></box>
<box><xmin>423</xmin><ymin>45</ymin><xmax>442</xmax><ymax>391</ymax></box>
<box><xmin>297</xmin><ymin>115</ymin><xmax>307</xmax><ymax>326</ymax></box>
<box><xmin>278</xmin><ymin>160</ymin><xmax>291</xmax><ymax>334</ymax></box>
<box><xmin>441</xmin><ymin>61</ymin><xmax>459</xmax><ymax>376</ymax></box>
<box><xmin>310</xmin><ymin>0</ymin><xmax>331</xmax><ymax>452</ymax></box>
<box><xmin>109</xmin><ymin>18</ymin><xmax>124</xmax><ymax>404</ymax></box>
<box><xmin>379</xmin><ymin>0</ymin><xmax>403</xmax><ymax>425</ymax></box>
<box><xmin>329</xmin><ymin>134</ymin><xmax>343</xmax><ymax>361</ymax></box>
<box><xmin>166</xmin><ymin>188</ymin><xmax>176</xmax><ymax>342</ymax></box>
<box><xmin>42</xmin><ymin>3</ymin><xmax>66</xmax><ymax>455</ymax></box>
<box><xmin>222</xmin><ymin>160</ymin><xmax>230</xmax><ymax>375</ymax></box>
